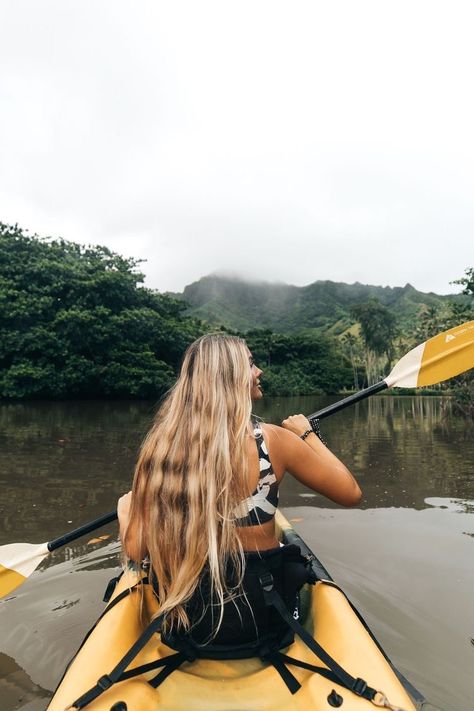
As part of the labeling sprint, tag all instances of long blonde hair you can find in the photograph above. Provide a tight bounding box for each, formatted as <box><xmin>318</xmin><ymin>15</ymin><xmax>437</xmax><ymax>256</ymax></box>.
<box><xmin>126</xmin><ymin>333</ymin><xmax>253</xmax><ymax>634</ymax></box>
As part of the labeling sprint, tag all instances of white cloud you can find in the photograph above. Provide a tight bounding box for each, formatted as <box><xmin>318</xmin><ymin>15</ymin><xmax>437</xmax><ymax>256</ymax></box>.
<box><xmin>0</xmin><ymin>1</ymin><xmax>472</xmax><ymax>294</ymax></box>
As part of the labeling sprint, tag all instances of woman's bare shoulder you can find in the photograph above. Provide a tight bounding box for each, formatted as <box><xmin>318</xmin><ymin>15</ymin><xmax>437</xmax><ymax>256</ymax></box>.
<box><xmin>260</xmin><ymin>422</ymin><xmax>300</xmax><ymax>475</ymax></box>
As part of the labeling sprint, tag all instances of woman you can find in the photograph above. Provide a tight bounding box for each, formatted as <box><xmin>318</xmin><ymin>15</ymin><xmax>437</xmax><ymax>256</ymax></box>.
<box><xmin>117</xmin><ymin>333</ymin><xmax>361</xmax><ymax>648</ymax></box>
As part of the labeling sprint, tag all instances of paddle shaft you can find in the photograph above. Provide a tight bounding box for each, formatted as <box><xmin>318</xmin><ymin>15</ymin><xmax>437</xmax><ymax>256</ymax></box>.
<box><xmin>308</xmin><ymin>380</ymin><xmax>388</xmax><ymax>420</ymax></box>
<box><xmin>47</xmin><ymin>510</ymin><xmax>118</xmax><ymax>552</ymax></box>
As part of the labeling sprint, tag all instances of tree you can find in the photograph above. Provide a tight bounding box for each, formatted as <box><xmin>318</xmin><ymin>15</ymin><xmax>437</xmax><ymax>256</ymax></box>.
<box><xmin>452</xmin><ymin>267</ymin><xmax>474</xmax><ymax>296</ymax></box>
<box><xmin>341</xmin><ymin>332</ymin><xmax>364</xmax><ymax>390</ymax></box>
<box><xmin>0</xmin><ymin>223</ymin><xmax>204</xmax><ymax>399</ymax></box>
<box><xmin>350</xmin><ymin>300</ymin><xmax>398</xmax><ymax>383</ymax></box>
<box><xmin>245</xmin><ymin>329</ymin><xmax>353</xmax><ymax>395</ymax></box>
<box><xmin>448</xmin><ymin>268</ymin><xmax>474</xmax><ymax>417</ymax></box>
<box><xmin>403</xmin><ymin>268</ymin><xmax>473</xmax><ymax>417</ymax></box>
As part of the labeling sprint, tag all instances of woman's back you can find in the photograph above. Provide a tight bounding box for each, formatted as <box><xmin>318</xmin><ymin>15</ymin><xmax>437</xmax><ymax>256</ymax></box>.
<box><xmin>234</xmin><ymin>423</ymin><xmax>282</xmax><ymax>552</ymax></box>
<box><xmin>236</xmin><ymin>417</ymin><xmax>362</xmax><ymax>552</ymax></box>
<box><xmin>118</xmin><ymin>333</ymin><xmax>361</xmax><ymax>643</ymax></box>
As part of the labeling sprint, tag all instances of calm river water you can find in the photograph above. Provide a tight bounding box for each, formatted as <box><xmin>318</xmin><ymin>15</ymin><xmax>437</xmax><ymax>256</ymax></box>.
<box><xmin>0</xmin><ymin>396</ymin><xmax>473</xmax><ymax>710</ymax></box>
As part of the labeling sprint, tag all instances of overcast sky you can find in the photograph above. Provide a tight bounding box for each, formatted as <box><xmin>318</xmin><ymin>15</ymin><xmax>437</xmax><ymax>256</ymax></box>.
<box><xmin>1</xmin><ymin>1</ymin><xmax>473</xmax><ymax>294</ymax></box>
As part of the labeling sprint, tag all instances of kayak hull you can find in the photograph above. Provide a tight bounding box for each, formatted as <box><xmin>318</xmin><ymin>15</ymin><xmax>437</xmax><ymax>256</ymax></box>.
<box><xmin>48</xmin><ymin>514</ymin><xmax>419</xmax><ymax>710</ymax></box>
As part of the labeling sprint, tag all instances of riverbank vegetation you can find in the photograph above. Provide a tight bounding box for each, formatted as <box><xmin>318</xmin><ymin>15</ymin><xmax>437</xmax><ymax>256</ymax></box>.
<box><xmin>343</xmin><ymin>271</ymin><xmax>473</xmax><ymax>417</ymax></box>
<box><xmin>0</xmin><ymin>223</ymin><xmax>203</xmax><ymax>398</ymax></box>
<box><xmin>0</xmin><ymin>223</ymin><xmax>472</xmax><ymax>411</ymax></box>
<box><xmin>0</xmin><ymin>224</ymin><xmax>352</xmax><ymax>399</ymax></box>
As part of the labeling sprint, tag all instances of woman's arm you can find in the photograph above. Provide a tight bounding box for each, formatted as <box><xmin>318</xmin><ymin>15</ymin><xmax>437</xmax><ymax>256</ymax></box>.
<box><xmin>272</xmin><ymin>415</ymin><xmax>362</xmax><ymax>506</ymax></box>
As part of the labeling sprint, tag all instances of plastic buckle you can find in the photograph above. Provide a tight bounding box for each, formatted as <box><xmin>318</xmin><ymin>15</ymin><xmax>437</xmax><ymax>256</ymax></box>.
<box><xmin>352</xmin><ymin>678</ymin><xmax>368</xmax><ymax>696</ymax></box>
<box><xmin>258</xmin><ymin>571</ymin><xmax>274</xmax><ymax>592</ymax></box>
<box><xmin>97</xmin><ymin>674</ymin><xmax>113</xmax><ymax>691</ymax></box>
<box><xmin>372</xmin><ymin>691</ymin><xmax>407</xmax><ymax>710</ymax></box>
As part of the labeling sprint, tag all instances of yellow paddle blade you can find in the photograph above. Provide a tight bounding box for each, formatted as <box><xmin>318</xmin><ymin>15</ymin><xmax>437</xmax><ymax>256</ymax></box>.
<box><xmin>418</xmin><ymin>320</ymin><xmax>474</xmax><ymax>387</ymax></box>
<box><xmin>0</xmin><ymin>563</ymin><xmax>27</xmax><ymax>598</ymax></box>
<box><xmin>0</xmin><ymin>542</ymin><xmax>49</xmax><ymax>598</ymax></box>
<box><xmin>386</xmin><ymin>321</ymin><xmax>474</xmax><ymax>388</ymax></box>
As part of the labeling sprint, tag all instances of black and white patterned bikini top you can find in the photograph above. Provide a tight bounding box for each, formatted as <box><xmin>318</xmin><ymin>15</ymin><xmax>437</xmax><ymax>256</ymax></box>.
<box><xmin>234</xmin><ymin>423</ymin><xmax>279</xmax><ymax>527</ymax></box>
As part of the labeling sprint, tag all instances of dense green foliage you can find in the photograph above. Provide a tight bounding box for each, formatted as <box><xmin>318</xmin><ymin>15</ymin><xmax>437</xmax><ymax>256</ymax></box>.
<box><xmin>350</xmin><ymin>300</ymin><xmax>397</xmax><ymax>367</ymax></box>
<box><xmin>177</xmin><ymin>274</ymin><xmax>463</xmax><ymax>335</ymax></box>
<box><xmin>384</xmin><ymin>268</ymin><xmax>473</xmax><ymax>417</ymax></box>
<box><xmin>446</xmin><ymin>269</ymin><xmax>474</xmax><ymax>417</ymax></box>
<box><xmin>0</xmin><ymin>223</ymin><xmax>354</xmax><ymax>399</ymax></box>
<box><xmin>1</xmin><ymin>223</ymin><xmax>471</xmax><ymax>406</ymax></box>
<box><xmin>245</xmin><ymin>329</ymin><xmax>353</xmax><ymax>396</ymax></box>
<box><xmin>0</xmin><ymin>223</ymin><xmax>204</xmax><ymax>398</ymax></box>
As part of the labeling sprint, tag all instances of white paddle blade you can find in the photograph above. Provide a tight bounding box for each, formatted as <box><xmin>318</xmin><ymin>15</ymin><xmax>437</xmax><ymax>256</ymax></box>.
<box><xmin>384</xmin><ymin>342</ymin><xmax>426</xmax><ymax>388</ymax></box>
<box><xmin>385</xmin><ymin>321</ymin><xmax>474</xmax><ymax>388</ymax></box>
<box><xmin>0</xmin><ymin>542</ymin><xmax>49</xmax><ymax>598</ymax></box>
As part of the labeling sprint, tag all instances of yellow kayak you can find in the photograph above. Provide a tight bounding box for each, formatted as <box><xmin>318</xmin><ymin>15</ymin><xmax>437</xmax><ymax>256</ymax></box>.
<box><xmin>48</xmin><ymin>512</ymin><xmax>423</xmax><ymax>710</ymax></box>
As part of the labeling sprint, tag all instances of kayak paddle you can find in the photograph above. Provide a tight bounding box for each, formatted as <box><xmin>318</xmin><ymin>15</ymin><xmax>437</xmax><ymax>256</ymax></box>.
<box><xmin>0</xmin><ymin>511</ymin><xmax>117</xmax><ymax>598</ymax></box>
<box><xmin>309</xmin><ymin>319</ymin><xmax>474</xmax><ymax>420</ymax></box>
<box><xmin>1</xmin><ymin>320</ymin><xmax>473</xmax><ymax>599</ymax></box>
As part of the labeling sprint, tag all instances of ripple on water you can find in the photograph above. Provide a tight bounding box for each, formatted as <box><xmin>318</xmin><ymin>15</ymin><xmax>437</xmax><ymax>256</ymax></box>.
<box><xmin>0</xmin><ymin>539</ymin><xmax>121</xmax><ymax>704</ymax></box>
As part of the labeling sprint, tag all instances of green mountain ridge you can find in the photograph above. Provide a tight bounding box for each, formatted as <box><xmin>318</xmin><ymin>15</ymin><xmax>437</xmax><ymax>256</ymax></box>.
<box><xmin>171</xmin><ymin>274</ymin><xmax>462</xmax><ymax>334</ymax></box>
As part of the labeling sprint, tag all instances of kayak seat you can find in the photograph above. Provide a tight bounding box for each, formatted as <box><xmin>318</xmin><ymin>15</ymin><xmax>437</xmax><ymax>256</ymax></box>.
<box><xmin>159</xmin><ymin>544</ymin><xmax>314</xmax><ymax>656</ymax></box>
<box><xmin>49</xmin><ymin>512</ymin><xmax>420</xmax><ymax>711</ymax></box>
<box><xmin>66</xmin><ymin>546</ymin><xmax>384</xmax><ymax>709</ymax></box>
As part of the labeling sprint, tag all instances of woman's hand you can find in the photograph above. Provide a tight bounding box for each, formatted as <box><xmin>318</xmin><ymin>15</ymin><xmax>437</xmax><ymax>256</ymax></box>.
<box><xmin>117</xmin><ymin>491</ymin><xmax>146</xmax><ymax>561</ymax></box>
<box><xmin>117</xmin><ymin>490</ymin><xmax>132</xmax><ymax>537</ymax></box>
<box><xmin>282</xmin><ymin>414</ymin><xmax>312</xmax><ymax>438</ymax></box>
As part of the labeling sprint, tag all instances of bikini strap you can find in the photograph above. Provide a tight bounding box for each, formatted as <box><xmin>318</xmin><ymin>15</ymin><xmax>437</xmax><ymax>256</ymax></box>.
<box><xmin>253</xmin><ymin>422</ymin><xmax>272</xmax><ymax>468</ymax></box>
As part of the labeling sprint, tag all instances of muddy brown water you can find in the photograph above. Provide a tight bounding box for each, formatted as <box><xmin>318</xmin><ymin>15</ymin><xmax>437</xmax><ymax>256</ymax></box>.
<box><xmin>0</xmin><ymin>396</ymin><xmax>473</xmax><ymax>710</ymax></box>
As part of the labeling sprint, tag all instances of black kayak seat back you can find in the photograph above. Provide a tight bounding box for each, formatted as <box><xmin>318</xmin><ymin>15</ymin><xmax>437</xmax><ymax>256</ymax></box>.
<box><xmin>160</xmin><ymin>543</ymin><xmax>315</xmax><ymax>658</ymax></box>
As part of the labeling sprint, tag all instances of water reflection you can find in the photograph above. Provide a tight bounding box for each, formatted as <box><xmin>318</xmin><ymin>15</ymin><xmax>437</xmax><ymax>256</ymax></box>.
<box><xmin>0</xmin><ymin>401</ymin><xmax>157</xmax><ymax>545</ymax></box>
<box><xmin>0</xmin><ymin>652</ymin><xmax>50</xmax><ymax>709</ymax></box>
<box><xmin>0</xmin><ymin>396</ymin><xmax>473</xmax><ymax>711</ymax></box>
<box><xmin>0</xmin><ymin>397</ymin><xmax>472</xmax><ymax>549</ymax></box>
<box><xmin>253</xmin><ymin>395</ymin><xmax>474</xmax><ymax>510</ymax></box>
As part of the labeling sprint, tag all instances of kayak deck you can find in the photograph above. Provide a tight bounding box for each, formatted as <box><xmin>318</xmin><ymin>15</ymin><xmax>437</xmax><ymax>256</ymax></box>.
<box><xmin>48</xmin><ymin>513</ymin><xmax>422</xmax><ymax>710</ymax></box>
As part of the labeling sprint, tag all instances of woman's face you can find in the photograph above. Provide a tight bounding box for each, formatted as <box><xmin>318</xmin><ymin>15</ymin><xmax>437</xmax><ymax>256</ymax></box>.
<box><xmin>248</xmin><ymin>350</ymin><xmax>263</xmax><ymax>400</ymax></box>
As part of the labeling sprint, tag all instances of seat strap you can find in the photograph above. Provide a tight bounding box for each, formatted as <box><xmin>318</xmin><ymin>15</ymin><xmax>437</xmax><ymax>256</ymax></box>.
<box><xmin>148</xmin><ymin>652</ymin><xmax>188</xmax><ymax>689</ymax></box>
<box><xmin>119</xmin><ymin>652</ymin><xmax>185</xmax><ymax>682</ymax></box>
<box><xmin>102</xmin><ymin>570</ymin><xmax>124</xmax><ymax>602</ymax></box>
<box><xmin>69</xmin><ymin>612</ymin><xmax>164</xmax><ymax>709</ymax></box>
<box><xmin>53</xmin><ymin>576</ymin><xmax>151</xmax><ymax>700</ymax></box>
<box><xmin>100</xmin><ymin>576</ymin><xmax>149</xmax><ymax>619</ymax></box>
<box><xmin>272</xmin><ymin>651</ymin><xmax>349</xmax><ymax>687</ymax></box>
<box><xmin>258</xmin><ymin>569</ymin><xmax>378</xmax><ymax>703</ymax></box>
<box><xmin>68</xmin><ymin>651</ymin><xmax>188</xmax><ymax>710</ymax></box>
<box><xmin>264</xmin><ymin>651</ymin><xmax>301</xmax><ymax>694</ymax></box>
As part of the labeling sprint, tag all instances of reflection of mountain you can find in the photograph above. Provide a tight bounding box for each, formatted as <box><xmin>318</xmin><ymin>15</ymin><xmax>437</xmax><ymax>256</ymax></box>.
<box><xmin>0</xmin><ymin>652</ymin><xmax>51</xmax><ymax>709</ymax></box>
